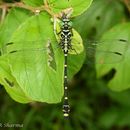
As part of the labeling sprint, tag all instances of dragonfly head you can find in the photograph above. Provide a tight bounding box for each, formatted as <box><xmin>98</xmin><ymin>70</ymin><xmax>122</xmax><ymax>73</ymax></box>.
<box><xmin>61</xmin><ymin>13</ymin><xmax>72</xmax><ymax>28</ymax></box>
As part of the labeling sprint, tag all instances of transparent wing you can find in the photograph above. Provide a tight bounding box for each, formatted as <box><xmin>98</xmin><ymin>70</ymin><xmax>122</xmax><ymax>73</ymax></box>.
<box><xmin>2</xmin><ymin>39</ymin><xmax>61</xmax><ymax>71</ymax></box>
<box><xmin>85</xmin><ymin>38</ymin><xmax>128</xmax><ymax>64</ymax></box>
<box><xmin>70</xmin><ymin>38</ymin><xmax>128</xmax><ymax>64</ymax></box>
<box><xmin>86</xmin><ymin>38</ymin><xmax>127</xmax><ymax>46</ymax></box>
<box><xmin>2</xmin><ymin>38</ymin><xmax>128</xmax><ymax>66</ymax></box>
<box><xmin>86</xmin><ymin>48</ymin><xmax>125</xmax><ymax>64</ymax></box>
<box><xmin>3</xmin><ymin>39</ymin><xmax>60</xmax><ymax>54</ymax></box>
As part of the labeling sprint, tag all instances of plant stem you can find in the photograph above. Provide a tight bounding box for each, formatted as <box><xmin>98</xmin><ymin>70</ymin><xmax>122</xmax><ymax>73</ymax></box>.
<box><xmin>0</xmin><ymin>2</ymin><xmax>55</xmax><ymax>16</ymax></box>
<box><xmin>1</xmin><ymin>6</ymin><xmax>7</xmax><ymax>24</ymax></box>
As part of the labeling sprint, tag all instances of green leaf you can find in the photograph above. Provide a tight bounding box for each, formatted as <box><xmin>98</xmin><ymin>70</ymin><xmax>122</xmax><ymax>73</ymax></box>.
<box><xmin>98</xmin><ymin>107</ymin><xmax>130</xmax><ymax>128</ymax></box>
<box><xmin>68</xmin><ymin>52</ymin><xmax>85</xmax><ymax>79</ymax></box>
<box><xmin>115</xmin><ymin>108</ymin><xmax>130</xmax><ymax>127</ymax></box>
<box><xmin>22</xmin><ymin>0</ymin><xmax>43</xmax><ymax>6</ymax></box>
<box><xmin>0</xmin><ymin>56</ymin><xmax>32</xmax><ymax>103</ymax></box>
<box><xmin>1</xmin><ymin>8</ymin><xmax>85</xmax><ymax>103</ymax></box>
<box><xmin>0</xmin><ymin>8</ymin><xmax>34</xmax><ymax>103</ymax></box>
<box><xmin>96</xmin><ymin>23</ymin><xmax>130</xmax><ymax>91</ymax></box>
<box><xmin>73</xmin><ymin>0</ymin><xmax>126</xmax><ymax>39</ymax></box>
<box><xmin>98</xmin><ymin>107</ymin><xmax>119</xmax><ymax>128</ymax></box>
<box><xmin>5</xmin><ymin>12</ymin><xmax>64</xmax><ymax>103</ymax></box>
<box><xmin>0</xmin><ymin>8</ymin><xmax>32</xmax><ymax>47</ymax></box>
<box><xmin>48</xmin><ymin>0</ymin><xmax>93</xmax><ymax>17</ymax></box>
<box><xmin>109</xmin><ymin>90</ymin><xmax>130</xmax><ymax>107</ymax></box>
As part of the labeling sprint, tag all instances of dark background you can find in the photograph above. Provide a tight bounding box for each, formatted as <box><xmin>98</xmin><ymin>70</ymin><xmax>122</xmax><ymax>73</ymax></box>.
<box><xmin>0</xmin><ymin>0</ymin><xmax>130</xmax><ymax>130</ymax></box>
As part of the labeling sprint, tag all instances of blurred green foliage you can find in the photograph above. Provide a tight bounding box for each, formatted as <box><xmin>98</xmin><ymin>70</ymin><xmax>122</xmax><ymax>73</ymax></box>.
<box><xmin>0</xmin><ymin>0</ymin><xmax>130</xmax><ymax>130</ymax></box>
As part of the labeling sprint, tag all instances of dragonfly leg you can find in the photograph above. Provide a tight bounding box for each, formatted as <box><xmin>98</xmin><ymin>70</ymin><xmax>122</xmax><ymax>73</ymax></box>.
<box><xmin>68</xmin><ymin>41</ymin><xmax>78</xmax><ymax>54</ymax></box>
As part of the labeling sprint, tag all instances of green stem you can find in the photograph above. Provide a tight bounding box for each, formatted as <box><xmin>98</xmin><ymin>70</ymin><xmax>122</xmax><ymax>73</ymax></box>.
<box><xmin>0</xmin><ymin>6</ymin><xmax>7</xmax><ymax>24</ymax></box>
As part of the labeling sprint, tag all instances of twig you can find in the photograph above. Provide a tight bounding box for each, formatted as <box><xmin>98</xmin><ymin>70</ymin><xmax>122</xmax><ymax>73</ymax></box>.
<box><xmin>0</xmin><ymin>2</ymin><xmax>55</xmax><ymax>16</ymax></box>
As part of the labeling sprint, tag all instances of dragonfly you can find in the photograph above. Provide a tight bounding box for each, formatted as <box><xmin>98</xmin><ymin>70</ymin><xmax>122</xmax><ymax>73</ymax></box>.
<box><xmin>0</xmin><ymin>10</ymin><xmax>128</xmax><ymax>119</ymax></box>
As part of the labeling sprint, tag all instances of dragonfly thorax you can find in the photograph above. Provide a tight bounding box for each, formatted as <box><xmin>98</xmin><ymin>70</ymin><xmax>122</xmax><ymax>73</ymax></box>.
<box><xmin>59</xmin><ymin>15</ymin><xmax>73</xmax><ymax>54</ymax></box>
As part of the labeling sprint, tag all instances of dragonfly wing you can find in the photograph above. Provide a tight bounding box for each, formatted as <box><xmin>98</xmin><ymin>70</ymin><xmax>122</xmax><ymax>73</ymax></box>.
<box><xmin>96</xmin><ymin>50</ymin><xmax>124</xmax><ymax>64</ymax></box>
<box><xmin>3</xmin><ymin>39</ymin><xmax>59</xmax><ymax>71</ymax></box>
<box><xmin>86</xmin><ymin>38</ymin><xmax>128</xmax><ymax>48</ymax></box>
<box><xmin>85</xmin><ymin>38</ymin><xmax>128</xmax><ymax>64</ymax></box>
<box><xmin>4</xmin><ymin>40</ymin><xmax>52</xmax><ymax>53</ymax></box>
<box><xmin>86</xmin><ymin>48</ymin><xmax>124</xmax><ymax>64</ymax></box>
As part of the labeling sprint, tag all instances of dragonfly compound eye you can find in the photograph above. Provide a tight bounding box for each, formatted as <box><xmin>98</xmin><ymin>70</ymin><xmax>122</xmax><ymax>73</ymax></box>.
<box><xmin>60</xmin><ymin>21</ymin><xmax>64</xmax><ymax>26</ymax></box>
<box><xmin>68</xmin><ymin>21</ymin><xmax>72</xmax><ymax>26</ymax></box>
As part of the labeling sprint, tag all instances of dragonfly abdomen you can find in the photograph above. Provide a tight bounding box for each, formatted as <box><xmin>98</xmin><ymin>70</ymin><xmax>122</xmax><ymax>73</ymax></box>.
<box><xmin>63</xmin><ymin>54</ymin><xmax>70</xmax><ymax>118</ymax></box>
